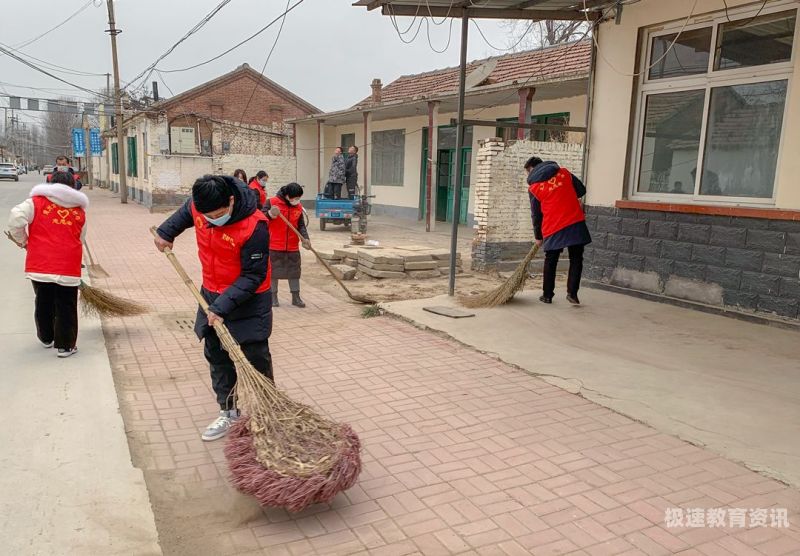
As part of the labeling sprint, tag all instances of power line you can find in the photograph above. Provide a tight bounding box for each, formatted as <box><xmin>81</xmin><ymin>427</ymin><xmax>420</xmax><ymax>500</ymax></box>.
<box><xmin>0</xmin><ymin>44</ymin><xmax>112</xmax><ymax>100</ymax></box>
<box><xmin>12</xmin><ymin>0</ymin><xmax>95</xmax><ymax>49</ymax></box>
<box><xmin>0</xmin><ymin>40</ymin><xmax>108</xmax><ymax>77</ymax></box>
<box><xmin>157</xmin><ymin>0</ymin><xmax>306</xmax><ymax>75</ymax></box>
<box><xmin>123</xmin><ymin>0</ymin><xmax>236</xmax><ymax>91</ymax></box>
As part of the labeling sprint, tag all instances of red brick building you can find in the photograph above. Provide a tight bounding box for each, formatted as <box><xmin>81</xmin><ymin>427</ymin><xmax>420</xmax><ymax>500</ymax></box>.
<box><xmin>102</xmin><ymin>64</ymin><xmax>318</xmax><ymax>209</ymax></box>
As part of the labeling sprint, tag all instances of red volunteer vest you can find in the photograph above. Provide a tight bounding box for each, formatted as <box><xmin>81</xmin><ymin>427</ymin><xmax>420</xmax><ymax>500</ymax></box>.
<box><xmin>25</xmin><ymin>195</ymin><xmax>85</xmax><ymax>277</ymax></box>
<box><xmin>190</xmin><ymin>204</ymin><xmax>271</xmax><ymax>294</ymax></box>
<box><xmin>528</xmin><ymin>167</ymin><xmax>585</xmax><ymax>238</ymax></box>
<box><xmin>268</xmin><ymin>196</ymin><xmax>303</xmax><ymax>252</ymax></box>
<box><xmin>248</xmin><ymin>179</ymin><xmax>266</xmax><ymax>207</ymax></box>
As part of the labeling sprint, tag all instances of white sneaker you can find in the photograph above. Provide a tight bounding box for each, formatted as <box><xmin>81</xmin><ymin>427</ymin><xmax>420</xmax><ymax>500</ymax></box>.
<box><xmin>201</xmin><ymin>409</ymin><xmax>240</xmax><ymax>442</ymax></box>
<box><xmin>57</xmin><ymin>347</ymin><xmax>78</xmax><ymax>358</ymax></box>
<box><xmin>41</xmin><ymin>340</ymin><xmax>54</xmax><ymax>349</ymax></box>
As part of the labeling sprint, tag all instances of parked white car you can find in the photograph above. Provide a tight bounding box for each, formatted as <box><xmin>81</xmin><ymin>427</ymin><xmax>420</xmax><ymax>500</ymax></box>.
<box><xmin>0</xmin><ymin>163</ymin><xmax>19</xmax><ymax>181</ymax></box>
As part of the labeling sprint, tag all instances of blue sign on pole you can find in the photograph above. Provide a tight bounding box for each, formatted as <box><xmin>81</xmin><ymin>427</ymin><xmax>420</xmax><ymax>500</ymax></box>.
<box><xmin>89</xmin><ymin>128</ymin><xmax>103</xmax><ymax>155</ymax></box>
<box><xmin>72</xmin><ymin>128</ymin><xmax>86</xmax><ymax>157</ymax></box>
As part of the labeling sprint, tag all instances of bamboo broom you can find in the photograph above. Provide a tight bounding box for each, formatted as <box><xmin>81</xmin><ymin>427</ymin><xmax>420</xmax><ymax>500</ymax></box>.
<box><xmin>459</xmin><ymin>243</ymin><xmax>540</xmax><ymax>308</ymax></box>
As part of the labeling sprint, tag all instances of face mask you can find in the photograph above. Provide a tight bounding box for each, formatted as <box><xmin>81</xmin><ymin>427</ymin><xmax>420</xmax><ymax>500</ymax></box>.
<box><xmin>288</xmin><ymin>199</ymin><xmax>300</xmax><ymax>206</ymax></box>
<box><xmin>57</xmin><ymin>165</ymin><xmax>69</xmax><ymax>172</ymax></box>
<box><xmin>259</xmin><ymin>179</ymin><xmax>267</xmax><ymax>187</ymax></box>
<box><xmin>204</xmin><ymin>206</ymin><xmax>232</xmax><ymax>226</ymax></box>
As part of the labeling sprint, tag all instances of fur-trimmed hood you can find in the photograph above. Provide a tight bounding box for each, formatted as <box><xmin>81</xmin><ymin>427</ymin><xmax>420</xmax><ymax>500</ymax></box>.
<box><xmin>29</xmin><ymin>183</ymin><xmax>89</xmax><ymax>209</ymax></box>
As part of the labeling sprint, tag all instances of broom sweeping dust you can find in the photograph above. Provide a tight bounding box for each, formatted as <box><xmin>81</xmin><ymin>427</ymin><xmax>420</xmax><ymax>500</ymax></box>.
<box><xmin>150</xmin><ymin>228</ymin><xmax>362</xmax><ymax>511</ymax></box>
<box><xmin>459</xmin><ymin>243</ymin><xmax>540</xmax><ymax>308</ymax></box>
<box><xmin>5</xmin><ymin>230</ymin><xmax>147</xmax><ymax>317</ymax></box>
<box><xmin>275</xmin><ymin>211</ymin><xmax>376</xmax><ymax>305</ymax></box>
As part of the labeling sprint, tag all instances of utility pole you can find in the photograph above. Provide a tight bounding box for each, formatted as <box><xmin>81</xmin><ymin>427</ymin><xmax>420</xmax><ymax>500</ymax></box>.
<box><xmin>106</xmin><ymin>0</ymin><xmax>127</xmax><ymax>203</ymax></box>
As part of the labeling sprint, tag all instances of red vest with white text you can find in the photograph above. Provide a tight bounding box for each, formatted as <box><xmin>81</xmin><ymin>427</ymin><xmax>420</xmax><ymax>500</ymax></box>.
<box><xmin>25</xmin><ymin>196</ymin><xmax>85</xmax><ymax>277</ymax></box>
<box><xmin>528</xmin><ymin>167</ymin><xmax>585</xmax><ymax>238</ymax></box>
<box><xmin>190</xmin><ymin>204</ymin><xmax>271</xmax><ymax>294</ymax></box>
<box><xmin>268</xmin><ymin>196</ymin><xmax>304</xmax><ymax>252</ymax></box>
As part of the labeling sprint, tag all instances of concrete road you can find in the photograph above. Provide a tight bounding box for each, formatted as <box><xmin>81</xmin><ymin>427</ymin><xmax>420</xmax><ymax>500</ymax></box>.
<box><xmin>0</xmin><ymin>174</ymin><xmax>161</xmax><ymax>555</ymax></box>
<box><xmin>384</xmin><ymin>290</ymin><xmax>800</xmax><ymax>488</ymax></box>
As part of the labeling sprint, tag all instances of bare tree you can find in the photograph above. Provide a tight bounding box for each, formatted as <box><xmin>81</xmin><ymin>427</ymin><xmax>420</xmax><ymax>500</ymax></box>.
<box><xmin>500</xmin><ymin>19</ymin><xmax>590</xmax><ymax>52</ymax></box>
<box><xmin>43</xmin><ymin>97</ymin><xmax>80</xmax><ymax>163</ymax></box>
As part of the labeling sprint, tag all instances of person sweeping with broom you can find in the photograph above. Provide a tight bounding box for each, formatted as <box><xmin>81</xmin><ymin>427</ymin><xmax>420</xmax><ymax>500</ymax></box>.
<box><xmin>7</xmin><ymin>171</ymin><xmax>88</xmax><ymax>357</ymax></box>
<box><xmin>525</xmin><ymin>156</ymin><xmax>591</xmax><ymax>305</ymax></box>
<box><xmin>264</xmin><ymin>182</ymin><xmax>310</xmax><ymax>308</ymax></box>
<box><xmin>153</xmin><ymin>175</ymin><xmax>273</xmax><ymax>441</ymax></box>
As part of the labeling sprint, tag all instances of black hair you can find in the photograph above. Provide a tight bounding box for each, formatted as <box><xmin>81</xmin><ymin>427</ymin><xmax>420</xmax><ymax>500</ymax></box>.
<box><xmin>192</xmin><ymin>175</ymin><xmax>232</xmax><ymax>213</ymax></box>
<box><xmin>50</xmin><ymin>170</ymin><xmax>75</xmax><ymax>188</ymax></box>
<box><xmin>256</xmin><ymin>170</ymin><xmax>268</xmax><ymax>180</ymax></box>
<box><xmin>233</xmin><ymin>169</ymin><xmax>247</xmax><ymax>183</ymax></box>
<box><xmin>524</xmin><ymin>156</ymin><xmax>543</xmax><ymax>170</ymax></box>
<box><xmin>350</xmin><ymin>145</ymin><xmax>359</xmax><ymax>153</ymax></box>
<box><xmin>279</xmin><ymin>182</ymin><xmax>304</xmax><ymax>199</ymax></box>
<box><xmin>56</xmin><ymin>155</ymin><xmax>69</xmax><ymax>164</ymax></box>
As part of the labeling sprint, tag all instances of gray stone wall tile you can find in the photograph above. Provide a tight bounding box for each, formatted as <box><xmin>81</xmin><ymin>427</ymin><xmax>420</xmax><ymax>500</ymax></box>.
<box><xmin>649</xmin><ymin>221</ymin><xmax>678</xmax><ymax>240</ymax></box>
<box><xmin>618</xmin><ymin>253</ymin><xmax>646</xmax><ymax>271</ymax></box>
<box><xmin>678</xmin><ymin>224</ymin><xmax>711</xmax><ymax>244</ymax></box>
<box><xmin>779</xmin><ymin>277</ymin><xmax>800</xmax><ymax>298</ymax></box>
<box><xmin>673</xmin><ymin>261</ymin><xmax>706</xmax><ymax>281</ymax></box>
<box><xmin>633</xmin><ymin>238</ymin><xmax>661</xmax><ymax>257</ymax></box>
<box><xmin>725</xmin><ymin>248</ymin><xmax>764</xmax><ymax>272</ymax></box>
<box><xmin>691</xmin><ymin>245</ymin><xmax>726</xmax><ymax>266</ymax></box>
<box><xmin>660</xmin><ymin>240</ymin><xmax>692</xmax><ymax>262</ymax></box>
<box><xmin>746</xmin><ymin>230</ymin><xmax>786</xmax><ymax>252</ymax></box>
<box><xmin>740</xmin><ymin>271</ymin><xmax>780</xmax><ymax>295</ymax></box>
<box><xmin>705</xmin><ymin>266</ymin><xmax>742</xmax><ymax>289</ymax></box>
<box><xmin>723</xmin><ymin>290</ymin><xmax>759</xmax><ymax>310</ymax></box>
<box><xmin>709</xmin><ymin>226</ymin><xmax>747</xmax><ymax>248</ymax></box>
<box><xmin>621</xmin><ymin>218</ymin><xmax>649</xmax><ymax>237</ymax></box>
<box><xmin>763</xmin><ymin>253</ymin><xmax>800</xmax><ymax>278</ymax></box>
<box><xmin>757</xmin><ymin>295</ymin><xmax>799</xmax><ymax>319</ymax></box>
<box><xmin>645</xmin><ymin>257</ymin><xmax>673</xmax><ymax>276</ymax></box>
<box><xmin>596</xmin><ymin>216</ymin><xmax>622</xmax><ymax>233</ymax></box>
<box><xmin>606</xmin><ymin>234</ymin><xmax>634</xmax><ymax>253</ymax></box>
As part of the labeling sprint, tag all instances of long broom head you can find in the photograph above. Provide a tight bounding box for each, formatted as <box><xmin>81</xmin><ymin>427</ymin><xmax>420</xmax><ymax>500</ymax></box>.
<box><xmin>79</xmin><ymin>282</ymin><xmax>149</xmax><ymax>317</ymax></box>
<box><xmin>218</xmin><ymin>330</ymin><xmax>362</xmax><ymax>511</ymax></box>
<box><xmin>459</xmin><ymin>244</ymin><xmax>540</xmax><ymax>309</ymax></box>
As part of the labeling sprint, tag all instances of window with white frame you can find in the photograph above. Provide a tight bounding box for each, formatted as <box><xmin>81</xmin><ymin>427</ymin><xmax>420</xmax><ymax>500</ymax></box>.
<box><xmin>633</xmin><ymin>5</ymin><xmax>796</xmax><ymax>202</ymax></box>
<box><xmin>371</xmin><ymin>129</ymin><xmax>405</xmax><ymax>186</ymax></box>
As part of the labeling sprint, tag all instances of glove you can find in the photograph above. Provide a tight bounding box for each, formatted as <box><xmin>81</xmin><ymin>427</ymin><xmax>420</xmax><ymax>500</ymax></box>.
<box><xmin>268</xmin><ymin>205</ymin><xmax>280</xmax><ymax>218</ymax></box>
<box><xmin>301</xmin><ymin>238</ymin><xmax>311</xmax><ymax>250</ymax></box>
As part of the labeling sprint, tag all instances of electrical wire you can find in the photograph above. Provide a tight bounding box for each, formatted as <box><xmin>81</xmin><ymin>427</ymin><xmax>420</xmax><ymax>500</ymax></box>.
<box><xmin>0</xmin><ymin>41</ymin><xmax>108</xmax><ymax>78</ymax></box>
<box><xmin>722</xmin><ymin>0</ymin><xmax>770</xmax><ymax>27</ymax></box>
<box><xmin>157</xmin><ymin>0</ymin><xmax>306</xmax><ymax>75</ymax></box>
<box><xmin>584</xmin><ymin>0</ymin><xmax>700</xmax><ymax>77</ymax></box>
<box><xmin>123</xmin><ymin>0</ymin><xmax>236</xmax><ymax>91</ymax></box>
<box><xmin>12</xmin><ymin>0</ymin><xmax>95</xmax><ymax>49</ymax></box>
<box><xmin>471</xmin><ymin>18</ymin><xmax>536</xmax><ymax>52</ymax></box>
<box><xmin>227</xmin><ymin>0</ymin><xmax>292</xmax><ymax>144</ymax></box>
<box><xmin>424</xmin><ymin>16</ymin><xmax>455</xmax><ymax>53</ymax></box>
<box><xmin>0</xmin><ymin>44</ymin><xmax>113</xmax><ymax>100</ymax></box>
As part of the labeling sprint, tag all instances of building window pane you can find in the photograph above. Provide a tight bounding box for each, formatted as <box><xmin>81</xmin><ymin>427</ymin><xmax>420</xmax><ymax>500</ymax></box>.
<box><xmin>649</xmin><ymin>27</ymin><xmax>712</xmax><ymax>80</ymax></box>
<box><xmin>700</xmin><ymin>80</ymin><xmax>787</xmax><ymax>198</ymax></box>
<box><xmin>715</xmin><ymin>10</ymin><xmax>796</xmax><ymax>70</ymax></box>
<box><xmin>371</xmin><ymin>129</ymin><xmax>405</xmax><ymax>186</ymax></box>
<box><xmin>111</xmin><ymin>143</ymin><xmax>119</xmax><ymax>175</ymax></box>
<box><xmin>638</xmin><ymin>90</ymin><xmax>705</xmax><ymax>194</ymax></box>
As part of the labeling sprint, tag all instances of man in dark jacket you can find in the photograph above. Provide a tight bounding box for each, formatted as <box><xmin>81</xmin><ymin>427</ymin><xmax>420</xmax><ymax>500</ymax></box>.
<box><xmin>526</xmin><ymin>157</ymin><xmax>591</xmax><ymax>305</ymax></box>
<box><xmin>47</xmin><ymin>156</ymin><xmax>82</xmax><ymax>190</ymax></box>
<box><xmin>345</xmin><ymin>146</ymin><xmax>359</xmax><ymax>198</ymax></box>
<box><xmin>154</xmin><ymin>175</ymin><xmax>272</xmax><ymax>441</ymax></box>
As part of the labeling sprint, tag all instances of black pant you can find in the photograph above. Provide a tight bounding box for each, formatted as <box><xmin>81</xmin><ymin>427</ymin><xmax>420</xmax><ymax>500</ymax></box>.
<box><xmin>32</xmin><ymin>281</ymin><xmax>79</xmax><ymax>349</ymax></box>
<box><xmin>324</xmin><ymin>182</ymin><xmax>343</xmax><ymax>199</ymax></box>
<box><xmin>542</xmin><ymin>244</ymin><xmax>584</xmax><ymax>300</ymax></box>
<box><xmin>203</xmin><ymin>331</ymin><xmax>272</xmax><ymax>410</ymax></box>
<box><xmin>346</xmin><ymin>184</ymin><xmax>356</xmax><ymax>198</ymax></box>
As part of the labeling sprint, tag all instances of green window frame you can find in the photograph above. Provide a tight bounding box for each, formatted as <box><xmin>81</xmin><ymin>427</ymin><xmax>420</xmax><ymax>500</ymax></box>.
<box><xmin>111</xmin><ymin>143</ymin><xmax>119</xmax><ymax>174</ymax></box>
<box><xmin>127</xmin><ymin>136</ymin><xmax>137</xmax><ymax>177</ymax></box>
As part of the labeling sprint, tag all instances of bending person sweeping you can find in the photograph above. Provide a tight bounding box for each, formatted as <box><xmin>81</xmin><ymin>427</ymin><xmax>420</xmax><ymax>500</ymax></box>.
<box><xmin>7</xmin><ymin>171</ymin><xmax>87</xmax><ymax>357</ymax></box>
<box><xmin>264</xmin><ymin>182</ymin><xmax>310</xmax><ymax>308</ymax></box>
<box><xmin>154</xmin><ymin>175</ymin><xmax>273</xmax><ymax>441</ymax></box>
<box><xmin>525</xmin><ymin>156</ymin><xmax>591</xmax><ymax>305</ymax></box>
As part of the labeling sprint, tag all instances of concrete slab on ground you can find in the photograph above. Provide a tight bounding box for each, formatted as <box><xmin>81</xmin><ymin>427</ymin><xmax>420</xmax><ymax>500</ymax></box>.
<box><xmin>383</xmin><ymin>289</ymin><xmax>800</xmax><ymax>487</ymax></box>
<box><xmin>0</xmin><ymin>178</ymin><xmax>161</xmax><ymax>556</ymax></box>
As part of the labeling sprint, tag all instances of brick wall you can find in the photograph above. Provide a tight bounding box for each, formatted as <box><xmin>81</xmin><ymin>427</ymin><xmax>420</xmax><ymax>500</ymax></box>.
<box><xmin>584</xmin><ymin>206</ymin><xmax>800</xmax><ymax>320</ymax></box>
<box><xmin>472</xmin><ymin>138</ymin><xmax>585</xmax><ymax>271</ymax></box>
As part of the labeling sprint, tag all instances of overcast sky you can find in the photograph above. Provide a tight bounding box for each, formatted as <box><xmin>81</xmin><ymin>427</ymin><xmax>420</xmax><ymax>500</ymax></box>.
<box><xmin>1</xmin><ymin>0</ymin><xmax>513</xmax><ymax>128</ymax></box>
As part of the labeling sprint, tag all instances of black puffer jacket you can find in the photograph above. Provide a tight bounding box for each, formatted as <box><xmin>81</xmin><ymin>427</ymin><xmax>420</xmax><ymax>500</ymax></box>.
<box><xmin>156</xmin><ymin>176</ymin><xmax>272</xmax><ymax>344</ymax></box>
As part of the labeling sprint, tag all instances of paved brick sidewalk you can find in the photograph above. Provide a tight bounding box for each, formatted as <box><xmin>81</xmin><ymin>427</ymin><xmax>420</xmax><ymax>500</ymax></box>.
<box><xmin>86</xmin><ymin>189</ymin><xmax>799</xmax><ymax>556</ymax></box>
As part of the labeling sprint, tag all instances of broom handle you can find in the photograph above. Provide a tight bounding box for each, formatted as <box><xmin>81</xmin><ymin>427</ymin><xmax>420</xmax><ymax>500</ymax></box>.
<box><xmin>274</xmin><ymin>211</ymin><xmax>358</xmax><ymax>300</ymax></box>
<box><xmin>83</xmin><ymin>240</ymin><xmax>98</xmax><ymax>266</ymax></box>
<box><xmin>148</xmin><ymin>227</ymin><xmax>243</xmax><ymax>351</ymax></box>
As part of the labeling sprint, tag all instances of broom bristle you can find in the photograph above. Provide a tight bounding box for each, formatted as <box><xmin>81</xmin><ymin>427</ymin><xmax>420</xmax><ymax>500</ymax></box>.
<box><xmin>459</xmin><ymin>244</ymin><xmax>540</xmax><ymax>308</ymax></box>
<box><xmin>79</xmin><ymin>283</ymin><xmax>148</xmax><ymax>317</ymax></box>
